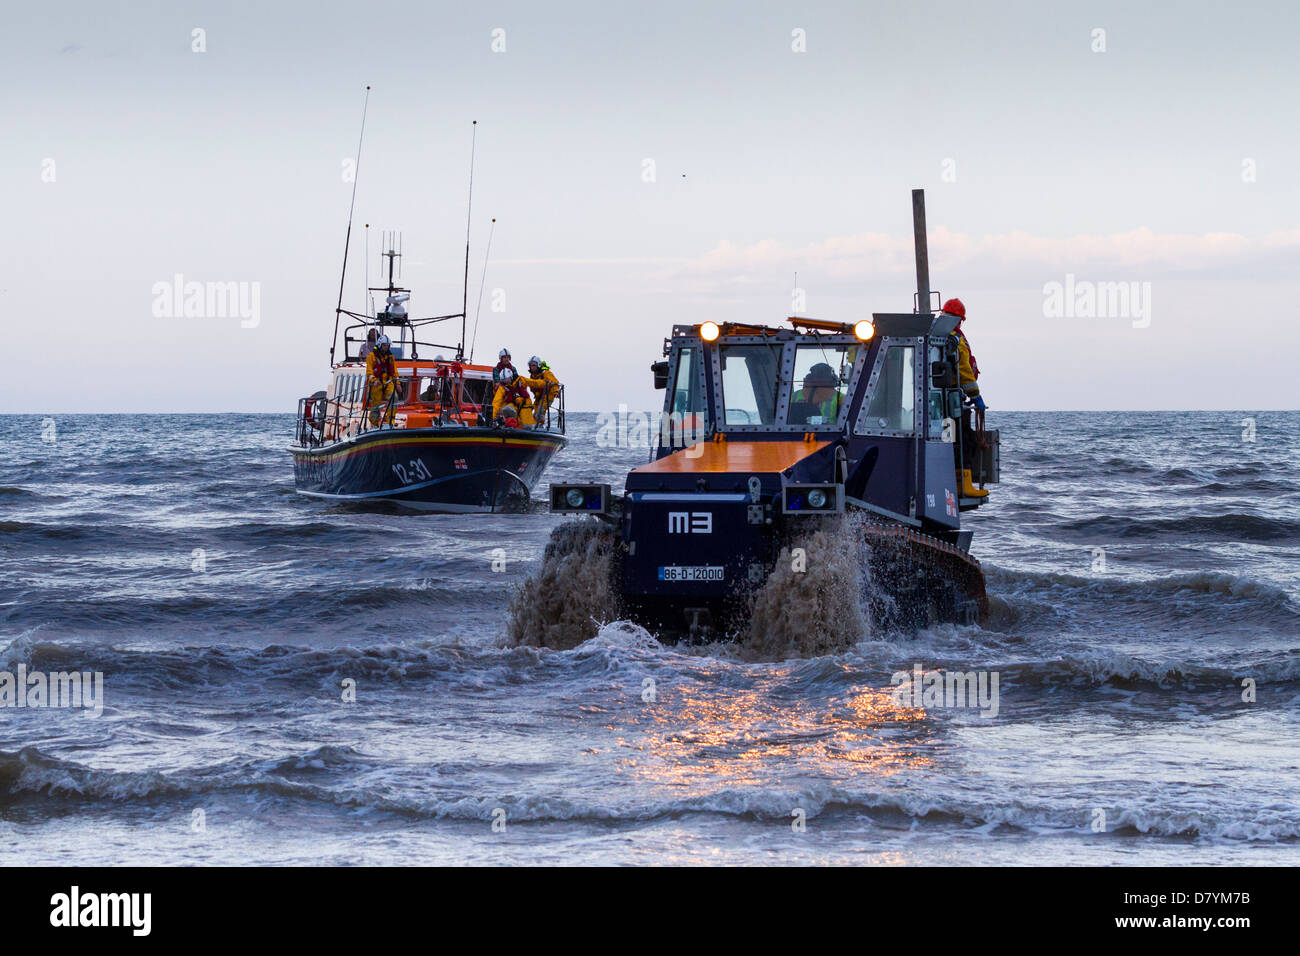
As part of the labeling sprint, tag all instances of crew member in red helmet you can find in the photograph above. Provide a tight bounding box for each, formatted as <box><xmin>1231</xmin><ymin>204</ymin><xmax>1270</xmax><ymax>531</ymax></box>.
<box><xmin>940</xmin><ymin>298</ymin><xmax>988</xmax><ymax>499</ymax></box>
<box><xmin>940</xmin><ymin>298</ymin><xmax>983</xmax><ymax>412</ymax></box>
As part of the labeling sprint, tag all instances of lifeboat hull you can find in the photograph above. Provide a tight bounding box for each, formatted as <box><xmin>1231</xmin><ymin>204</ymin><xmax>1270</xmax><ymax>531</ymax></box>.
<box><xmin>290</xmin><ymin>427</ymin><xmax>567</xmax><ymax>513</ymax></box>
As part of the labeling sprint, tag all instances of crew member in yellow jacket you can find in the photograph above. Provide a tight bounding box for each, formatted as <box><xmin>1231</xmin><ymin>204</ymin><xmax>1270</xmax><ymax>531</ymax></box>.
<box><xmin>366</xmin><ymin>334</ymin><xmax>399</xmax><ymax>426</ymax></box>
<box><xmin>940</xmin><ymin>298</ymin><xmax>988</xmax><ymax>498</ymax></box>
<box><xmin>941</xmin><ymin>298</ymin><xmax>982</xmax><ymax>408</ymax></box>
<box><xmin>491</xmin><ymin>368</ymin><xmax>535</xmax><ymax>426</ymax></box>
<box><xmin>519</xmin><ymin>356</ymin><xmax>560</xmax><ymax>427</ymax></box>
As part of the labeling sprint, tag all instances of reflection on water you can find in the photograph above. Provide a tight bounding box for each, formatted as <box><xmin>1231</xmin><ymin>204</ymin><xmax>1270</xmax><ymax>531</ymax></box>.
<box><xmin>618</xmin><ymin>682</ymin><xmax>937</xmax><ymax>797</ymax></box>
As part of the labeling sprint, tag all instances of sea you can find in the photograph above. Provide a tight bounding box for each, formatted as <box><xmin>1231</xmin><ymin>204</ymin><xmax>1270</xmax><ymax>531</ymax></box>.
<box><xmin>1</xmin><ymin>411</ymin><xmax>1297</xmax><ymax>865</ymax></box>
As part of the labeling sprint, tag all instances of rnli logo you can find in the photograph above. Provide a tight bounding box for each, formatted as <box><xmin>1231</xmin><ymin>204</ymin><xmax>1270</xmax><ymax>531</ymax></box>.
<box><xmin>945</xmin><ymin>489</ymin><xmax>957</xmax><ymax>517</ymax></box>
<box><xmin>668</xmin><ymin>512</ymin><xmax>712</xmax><ymax>534</ymax></box>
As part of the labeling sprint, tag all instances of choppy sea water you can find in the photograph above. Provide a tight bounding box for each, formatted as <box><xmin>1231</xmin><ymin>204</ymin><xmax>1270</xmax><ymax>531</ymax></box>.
<box><xmin>1</xmin><ymin>411</ymin><xmax>1297</xmax><ymax>865</ymax></box>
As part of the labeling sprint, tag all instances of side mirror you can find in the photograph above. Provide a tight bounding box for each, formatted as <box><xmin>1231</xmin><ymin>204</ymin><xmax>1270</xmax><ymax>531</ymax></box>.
<box><xmin>651</xmin><ymin>361</ymin><xmax>669</xmax><ymax>390</ymax></box>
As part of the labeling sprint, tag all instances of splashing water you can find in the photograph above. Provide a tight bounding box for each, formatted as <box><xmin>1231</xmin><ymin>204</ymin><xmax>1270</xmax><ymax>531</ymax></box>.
<box><xmin>741</xmin><ymin>515</ymin><xmax>872</xmax><ymax>659</ymax></box>
<box><xmin>507</xmin><ymin>520</ymin><xmax>620</xmax><ymax>649</ymax></box>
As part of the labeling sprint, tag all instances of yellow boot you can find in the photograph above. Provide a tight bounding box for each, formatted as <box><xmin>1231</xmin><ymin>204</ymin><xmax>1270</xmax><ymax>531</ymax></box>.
<box><xmin>961</xmin><ymin>469</ymin><xmax>989</xmax><ymax>498</ymax></box>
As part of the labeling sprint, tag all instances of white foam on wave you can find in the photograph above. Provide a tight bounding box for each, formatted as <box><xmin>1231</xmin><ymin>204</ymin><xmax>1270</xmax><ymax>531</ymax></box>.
<box><xmin>6</xmin><ymin>745</ymin><xmax>1298</xmax><ymax>843</ymax></box>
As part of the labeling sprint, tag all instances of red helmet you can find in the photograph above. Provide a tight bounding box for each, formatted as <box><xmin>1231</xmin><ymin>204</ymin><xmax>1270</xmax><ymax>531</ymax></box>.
<box><xmin>941</xmin><ymin>298</ymin><xmax>966</xmax><ymax>319</ymax></box>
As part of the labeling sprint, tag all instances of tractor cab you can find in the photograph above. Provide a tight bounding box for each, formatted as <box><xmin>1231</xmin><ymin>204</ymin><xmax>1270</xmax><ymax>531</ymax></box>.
<box><xmin>646</xmin><ymin>311</ymin><xmax>997</xmax><ymax>540</ymax></box>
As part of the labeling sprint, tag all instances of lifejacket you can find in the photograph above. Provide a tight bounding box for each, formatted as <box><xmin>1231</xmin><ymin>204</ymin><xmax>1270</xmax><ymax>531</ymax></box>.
<box><xmin>792</xmin><ymin>389</ymin><xmax>841</xmax><ymax>420</ymax></box>
<box><xmin>368</xmin><ymin>349</ymin><xmax>397</xmax><ymax>383</ymax></box>
<box><xmin>503</xmin><ymin>381</ymin><xmax>531</xmax><ymax>407</ymax></box>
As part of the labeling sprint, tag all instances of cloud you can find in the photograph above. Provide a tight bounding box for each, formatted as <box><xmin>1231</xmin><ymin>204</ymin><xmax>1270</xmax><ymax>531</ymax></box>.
<box><xmin>676</xmin><ymin>226</ymin><xmax>1299</xmax><ymax>275</ymax></box>
<box><xmin>485</xmin><ymin>226</ymin><xmax>1300</xmax><ymax>296</ymax></box>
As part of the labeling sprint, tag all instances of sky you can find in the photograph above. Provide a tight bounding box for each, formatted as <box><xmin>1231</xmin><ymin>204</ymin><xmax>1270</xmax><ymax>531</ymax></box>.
<box><xmin>2</xmin><ymin>0</ymin><xmax>1298</xmax><ymax>412</ymax></box>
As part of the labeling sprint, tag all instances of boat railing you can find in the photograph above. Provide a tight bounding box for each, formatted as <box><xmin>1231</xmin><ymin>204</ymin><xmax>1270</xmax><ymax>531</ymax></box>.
<box><xmin>295</xmin><ymin>379</ymin><xmax>565</xmax><ymax>448</ymax></box>
<box><xmin>532</xmin><ymin>383</ymin><xmax>565</xmax><ymax>435</ymax></box>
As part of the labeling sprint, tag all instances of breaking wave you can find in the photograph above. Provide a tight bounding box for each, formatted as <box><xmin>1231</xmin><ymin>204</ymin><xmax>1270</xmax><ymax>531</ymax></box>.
<box><xmin>3</xmin><ymin>745</ymin><xmax>1294</xmax><ymax>842</ymax></box>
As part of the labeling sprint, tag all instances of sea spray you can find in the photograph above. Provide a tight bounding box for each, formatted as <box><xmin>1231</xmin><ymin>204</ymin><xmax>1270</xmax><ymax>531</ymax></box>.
<box><xmin>507</xmin><ymin>520</ymin><xmax>621</xmax><ymax>649</ymax></box>
<box><xmin>741</xmin><ymin>514</ymin><xmax>871</xmax><ymax>659</ymax></box>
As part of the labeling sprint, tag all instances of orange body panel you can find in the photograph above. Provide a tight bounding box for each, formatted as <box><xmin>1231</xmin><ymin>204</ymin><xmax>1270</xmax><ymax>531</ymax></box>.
<box><xmin>632</xmin><ymin>440</ymin><xmax>829</xmax><ymax>475</ymax></box>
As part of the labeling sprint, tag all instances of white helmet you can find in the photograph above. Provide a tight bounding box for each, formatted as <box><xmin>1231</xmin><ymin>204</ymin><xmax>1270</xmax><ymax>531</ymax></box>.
<box><xmin>499</xmin><ymin>348</ymin><xmax>511</xmax><ymax>359</ymax></box>
<box><xmin>499</xmin><ymin>368</ymin><xmax>515</xmax><ymax>383</ymax></box>
<box><xmin>529</xmin><ymin>355</ymin><xmax>542</xmax><ymax>367</ymax></box>
<box><xmin>377</xmin><ymin>334</ymin><xmax>391</xmax><ymax>348</ymax></box>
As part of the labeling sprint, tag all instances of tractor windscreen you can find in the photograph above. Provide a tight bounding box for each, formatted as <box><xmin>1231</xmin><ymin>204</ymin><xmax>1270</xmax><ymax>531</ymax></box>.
<box><xmin>788</xmin><ymin>343</ymin><xmax>858</xmax><ymax>426</ymax></box>
<box><xmin>719</xmin><ymin>344</ymin><xmax>781</xmax><ymax>426</ymax></box>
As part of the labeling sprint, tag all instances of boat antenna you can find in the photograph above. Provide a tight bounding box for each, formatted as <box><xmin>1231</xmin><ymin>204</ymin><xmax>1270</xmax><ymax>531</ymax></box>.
<box><xmin>330</xmin><ymin>85</ymin><xmax>371</xmax><ymax>365</ymax></box>
<box><xmin>469</xmin><ymin>217</ymin><xmax>496</xmax><ymax>363</ymax></box>
<box><xmin>460</xmin><ymin>120</ymin><xmax>477</xmax><ymax>361</ymax></box>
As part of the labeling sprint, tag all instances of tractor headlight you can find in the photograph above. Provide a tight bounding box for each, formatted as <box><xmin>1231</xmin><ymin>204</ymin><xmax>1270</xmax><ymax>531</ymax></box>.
<box><xmin>782</xmin><ymin>483</ymin><xmax>844</xmax><ymax>515</ymax></box>
<box><xmin>700</xmin><ymin>321</ymin><xmax>721</xmax><ymax>342</ymax></box>
<box><xmin>551</xmin><ymin>483</ymin><xmax>612</xmax><ymax>515</ymax></box>
<box><xmin>853</xmin><ymin>319</ymin><xmax>875</xmax><ymax>341</ymax></box>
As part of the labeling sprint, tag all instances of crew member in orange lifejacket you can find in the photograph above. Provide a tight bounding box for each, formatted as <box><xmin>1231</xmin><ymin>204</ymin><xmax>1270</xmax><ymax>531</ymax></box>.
<box><xmin>940</xmin><ymin>298</ymin><xmax>988</xmax><ymax>499</ymax></box>
<box><xmin>491</xmin><ymin>368</ymin><xmax>532</xmax><ymax>426</ymax></box>
<box><xmin>366</xmin><ymin>334</ymin><xmax>399</xmax><ymax>426</ymax></box>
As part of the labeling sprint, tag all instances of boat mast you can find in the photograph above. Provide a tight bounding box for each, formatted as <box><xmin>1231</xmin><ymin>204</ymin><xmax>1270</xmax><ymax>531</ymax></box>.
<box><xmin>459</xmin><ymin>120</ymin><xmax>477</xmax><ymax>362</ymax></box>
<box><xmin>331</xmin><ymin>85</ymin><xmax>372</xmax><ymax>366</ymax></box>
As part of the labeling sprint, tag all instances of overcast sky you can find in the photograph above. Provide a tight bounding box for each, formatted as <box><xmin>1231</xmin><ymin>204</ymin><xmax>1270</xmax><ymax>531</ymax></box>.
<box><xmin>3</xmin><ymin>0</ymin><xmax>1297</xmax><ymax>412</ymax></box>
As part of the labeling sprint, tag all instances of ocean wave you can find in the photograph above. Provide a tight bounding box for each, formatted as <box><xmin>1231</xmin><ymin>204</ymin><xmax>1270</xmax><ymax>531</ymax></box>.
<box><xmin>0</xmin><ymin>520</ymin><xmax>85</xmax><ymax>540</ymax></box>
<box><xmin>986</xmin><ymin>566</ymin><xmax>1299</xmax><ymax>618</ymax></box>
<box><xmin>3</xmin><ymin>746</ymin><xmax>1294</xmax><ymax>842</ymax></box>
<box><xmin>996</xmin><ymin>649</ymin><xmax>1300</xmax><ymax>690</ymax></box>
<box><xmin>1053</xmin><ymin>512</ymin><xmax>1300</xmax><ymax>543</ymax></box>
<box><xmin>0</xmin><ymin>579</ymin><xmax>489</xmax><ymax>632</ymax></box>
<box><xmin>1198</xmin><ymin>478</ymin><xmax>1299</xmax><ymax>495</ymax></box>
<box><xmin>0</xmin><ymin>631</ymin><xmax>671</xmax><ymax>691</ymax></box>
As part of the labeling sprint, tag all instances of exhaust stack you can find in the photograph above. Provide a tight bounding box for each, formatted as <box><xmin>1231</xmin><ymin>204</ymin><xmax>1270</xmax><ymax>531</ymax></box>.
<box><xmin>912</xmin><ymin>188</ymin><xmax>931</xmax><ymax>314</ymax></box>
